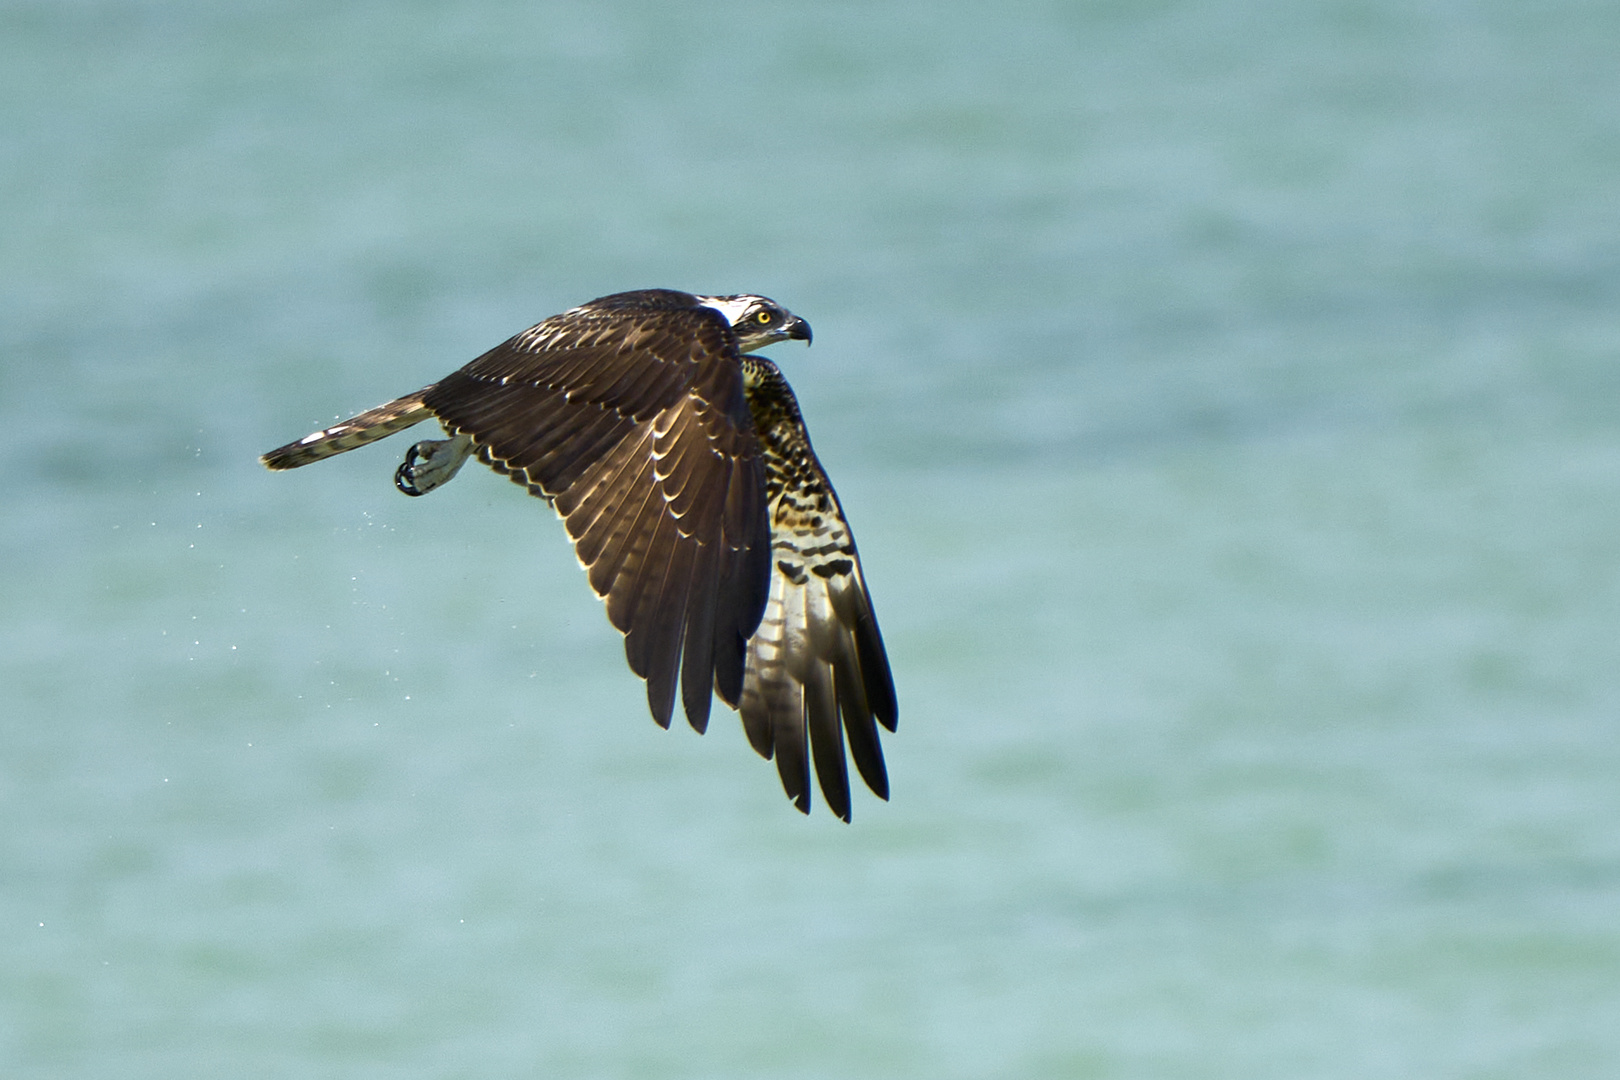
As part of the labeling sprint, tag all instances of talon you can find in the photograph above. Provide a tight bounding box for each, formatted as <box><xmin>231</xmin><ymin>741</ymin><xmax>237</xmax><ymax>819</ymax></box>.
<box><xmin>393</xmin><ymin>434</ymin><xmax>473</xmax><ymax>497</ymax></box>
<box><xmin>395</xmin><ymin>448</ymin><xmax>424</xmax><ymax>496</ymax></box>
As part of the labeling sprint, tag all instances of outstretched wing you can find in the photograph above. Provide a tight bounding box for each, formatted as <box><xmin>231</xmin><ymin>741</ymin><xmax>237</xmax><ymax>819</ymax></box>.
<box><xmin>420</xmin><ymin>290</ymin><xmax>772</xmax><ymax>733</ymax></box>
<box><xmin>737</xmin><ymin>356</ymin><xmax>898</xmax><ymax>822</ymax></box>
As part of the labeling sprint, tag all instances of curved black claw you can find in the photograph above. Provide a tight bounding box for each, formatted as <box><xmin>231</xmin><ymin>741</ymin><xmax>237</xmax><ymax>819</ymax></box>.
<box><xmin>395</xmin><ymin>445</ymin><xmax>425</xmax><ymax>496</ymax></box>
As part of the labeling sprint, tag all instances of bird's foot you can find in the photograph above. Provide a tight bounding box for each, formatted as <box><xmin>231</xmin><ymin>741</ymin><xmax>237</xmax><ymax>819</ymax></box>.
<box><xmin>395</xmin><ymin>433</ymin><xmax>474</xmax><ymax>496</ymax></box>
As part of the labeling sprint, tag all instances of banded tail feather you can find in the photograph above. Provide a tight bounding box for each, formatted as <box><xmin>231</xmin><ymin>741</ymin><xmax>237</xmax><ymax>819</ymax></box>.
<box><xmin>260</xmin><ymin>389</ymin><xmax>436</xmax><ymax>470</ymax></box>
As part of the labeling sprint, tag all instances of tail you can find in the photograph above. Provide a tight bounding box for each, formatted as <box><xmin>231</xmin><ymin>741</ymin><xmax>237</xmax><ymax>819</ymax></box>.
<box><xmin>260</xmin><ymin>388</ymin><xmax>437</xmax><ymax>470</ymax></box>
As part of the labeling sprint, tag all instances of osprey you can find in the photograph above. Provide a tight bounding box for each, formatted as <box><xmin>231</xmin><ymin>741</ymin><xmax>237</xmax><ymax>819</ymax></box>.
<box><xmin>261</xmin><ymin>289</ymin><xmax>897</xmax><ymax>820</ymax></box>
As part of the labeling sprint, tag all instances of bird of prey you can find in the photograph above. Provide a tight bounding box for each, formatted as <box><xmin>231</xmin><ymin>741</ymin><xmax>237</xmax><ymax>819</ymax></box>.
<box><xmin>261</xmin><ymin>288</ymin><xmax>897</xmax><ymax>820</ymax></box>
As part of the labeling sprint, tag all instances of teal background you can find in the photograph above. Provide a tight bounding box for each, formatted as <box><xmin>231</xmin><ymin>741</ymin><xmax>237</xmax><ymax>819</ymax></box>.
<box><xmin>4</xmin><ymin>1</ymin><xmax>1619</xmax><ymax>1076</ymax></box>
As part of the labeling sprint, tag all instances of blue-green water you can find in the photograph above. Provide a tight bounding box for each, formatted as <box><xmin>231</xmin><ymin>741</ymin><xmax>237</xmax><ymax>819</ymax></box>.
<box><xmin>5</xmin><ymin>1</ymin><xmax>1619</xmax><ymax>1076</ymax></box>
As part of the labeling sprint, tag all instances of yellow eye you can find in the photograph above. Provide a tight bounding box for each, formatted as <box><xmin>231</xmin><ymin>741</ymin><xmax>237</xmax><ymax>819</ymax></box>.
<box><xmin>754</xmin><ymin>310</ymin><xmax>774</xmax><ymax>325</ymax></box>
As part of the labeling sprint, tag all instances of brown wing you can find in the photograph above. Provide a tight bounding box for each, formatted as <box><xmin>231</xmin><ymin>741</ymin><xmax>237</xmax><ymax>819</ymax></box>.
<box><xmin>736</xmin><ymin>356</ymin><xmax>898</xmax><ymax>821</ymax></box>
<box><xmin>420</xmin><ymin>290</ymin><xmax>772</xmax><ymax>732</ymax></box>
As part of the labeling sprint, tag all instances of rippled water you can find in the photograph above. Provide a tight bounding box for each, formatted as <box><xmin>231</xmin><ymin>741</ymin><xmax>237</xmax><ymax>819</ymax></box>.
<box><xmin>4</xmin><ymin>1</ymin><xmax>1619</xmax><ymax>1076</ymax></box>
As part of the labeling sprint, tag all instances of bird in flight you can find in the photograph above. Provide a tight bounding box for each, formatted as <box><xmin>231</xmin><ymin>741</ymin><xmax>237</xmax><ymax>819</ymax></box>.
<box><xmin>261</xmin><ymin>288</ymin><xmax>897</xmax><ymax>820</ymax></box>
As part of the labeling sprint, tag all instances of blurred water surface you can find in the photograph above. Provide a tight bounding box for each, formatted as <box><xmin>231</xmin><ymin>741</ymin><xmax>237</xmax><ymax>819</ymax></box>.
<box><xmin>3</xmin><ymin>1</ymin><xmax>1619</xmax><ymax>1077</ymax></box>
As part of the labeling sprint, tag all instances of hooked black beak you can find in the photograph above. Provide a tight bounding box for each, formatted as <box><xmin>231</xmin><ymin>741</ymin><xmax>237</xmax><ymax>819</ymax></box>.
<box><xmin>786</xmin><ymin>316</ymin><xmax>812</xmax><ymax>345</ymax></box>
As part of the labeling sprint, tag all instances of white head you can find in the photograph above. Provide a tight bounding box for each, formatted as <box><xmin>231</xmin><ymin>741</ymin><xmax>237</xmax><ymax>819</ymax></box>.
<box><xmin>695</xmin><ymin>293</ymin><xmax>813</xmax><ymax>352</ymax></box>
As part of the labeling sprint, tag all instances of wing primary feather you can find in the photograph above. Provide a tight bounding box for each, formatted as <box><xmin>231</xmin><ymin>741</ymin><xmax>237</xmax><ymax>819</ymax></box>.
<box><xmin>711</xmin><ymin>458</ymin><xmax>770</xmax><ymax>707</ymax></box>
<box><xmin>803</xmin><ymin>663</ymin><xmax>852</xmax><ymax>822</ymax></box>
<box><xmin>836</xmin><ymin>656</ymin><xmax>890</xmax><ymax>801</ymax></box>
<box><xmin>645</xmin><ymin>530</ymin><xmax>698</xmax><ymax>731</ymax></box>
<box><xmin>773</xmin><ymin>719</ymin><xmax>812</xmax><ymax>815</ymax></box>
<box><xmin>622</xmin><ymin>510</ymin><xmax>696</xmax><ymax>728</ymax></box>
<box><xmin>855</xmin><ymin>609</ymin><xmax>899</xmax><ymax>731</ymax></box>
<box><xmin>737</xmin><ymin>584</ymin><xmax>787</xmax><ymax>759</ymax></box>
<box><xmin>618</xmin><ymin>513</ymin><xmax>684</xmax><ymax>717</ymax></box>
<box><xmin>678</xmin><ymin>539</ymin><xmax>721</xmax><ymax>733</ymax></box>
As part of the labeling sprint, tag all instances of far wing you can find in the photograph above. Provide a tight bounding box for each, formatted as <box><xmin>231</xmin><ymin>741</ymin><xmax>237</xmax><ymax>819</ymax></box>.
<box><xmin>737</xmin><ymin>357</ymin><xmax>898</xmax><ymax>821</ymax></box>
